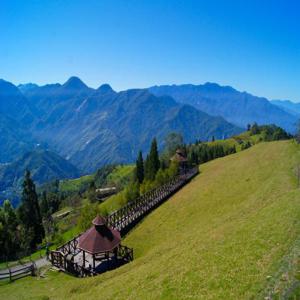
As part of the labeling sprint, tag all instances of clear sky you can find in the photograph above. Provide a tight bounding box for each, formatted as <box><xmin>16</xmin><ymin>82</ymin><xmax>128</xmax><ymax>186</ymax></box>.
<box><xmin>0</xmin><ymin>0</ymin><xmax>299</xmax><ymax>101</ymax></box>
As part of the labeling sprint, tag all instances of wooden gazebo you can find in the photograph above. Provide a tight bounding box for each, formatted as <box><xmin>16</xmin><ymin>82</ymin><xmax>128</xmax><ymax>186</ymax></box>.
<box><xmin>78</xmin><ymin>215</ymin><xmax>121</xmax><ymax>270</ymax></box>
<box><xmin>50</xmin><ymin>215</ymin><xmax>133</xmax><ymax>277</ymax></box>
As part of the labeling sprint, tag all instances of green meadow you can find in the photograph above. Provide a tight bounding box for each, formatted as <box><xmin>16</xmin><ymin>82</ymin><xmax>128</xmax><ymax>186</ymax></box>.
<box><xmin>1</xmin><ymin>141</ymin><xmax>299</xmax><ymax>299</ymax></box>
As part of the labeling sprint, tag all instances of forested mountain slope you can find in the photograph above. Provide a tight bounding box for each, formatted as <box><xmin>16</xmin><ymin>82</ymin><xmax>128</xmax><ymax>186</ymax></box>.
<box><xmin>0</xmin><ymin>149</ymin><xmax>80</xmax><ymax>206</ymax></box>
<box><xmin>20</xmin><ymin>79</ymin><xmax>241</xmax><ymax>172</ymax></box>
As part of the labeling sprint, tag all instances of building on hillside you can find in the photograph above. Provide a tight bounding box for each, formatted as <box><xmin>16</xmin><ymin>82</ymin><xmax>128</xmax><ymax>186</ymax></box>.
<box><xmin>171</xmin><ymin>149</ymin><xmax>188</xmax><ymax>174</ymax></box>
<box><xmin>50</xmin><ymin>215</ymin><xmax>133</xmax><ymax>277</ymax></box>
<box><xmin>95</xmin><ymin>186</ymin><xmax>117</xmax><ymax>201</ymax></box>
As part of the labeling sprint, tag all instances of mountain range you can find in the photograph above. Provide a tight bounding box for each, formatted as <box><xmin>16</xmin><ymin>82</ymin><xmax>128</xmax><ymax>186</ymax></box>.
<box><xmin>0</xmin><ymin>76</ymin><xmax>297</xmax><ymax>204</ymax></box>
<box><xmin>271</xmin><ymin>99</ymin><xmax>300</xmax><ymax>117</ymax></box>
<box><xmin>1</xmin><ymin>77</ymin><xmax>242</xmax><ymax>170</ymax></box>
<box><xmin>149</xmin><ymin>83</ymin><xmax>297</xmax><ymax>133</ymax></box>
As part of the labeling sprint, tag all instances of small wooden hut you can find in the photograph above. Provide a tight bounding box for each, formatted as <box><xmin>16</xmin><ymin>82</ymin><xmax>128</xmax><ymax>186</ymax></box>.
<box><xmin>171</xmin><ymin>149</ymin><xmax>188</xmax><ymax>174</ymax></box>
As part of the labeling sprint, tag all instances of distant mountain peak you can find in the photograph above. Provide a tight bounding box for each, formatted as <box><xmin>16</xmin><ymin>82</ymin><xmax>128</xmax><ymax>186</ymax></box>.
<box><xmin>62</xmin><ymin>76</ymin><xmax>88</xmax><ymax>90</ymax></box>
<box><xmin>0</xmin><ymin>79</ymin><xmax>24</xmax><ymax>96</ymax></box>
<box><xmin>203</xmin><ymin>82</ymin><xmax>236</xmax><ymax>92</ymax></box>
<box><xmin>18</xmin><ymin>83</ymin><xmax>39</xmax><ymax>93</ymax></box>
<box><xmin>203</xmin><ymin>82</ymin><xmax>220</xmax><ymax>87</ymax></box>
<box><xmin>97</xmin><ymin>84</ymin><xmax>114</xmax><ymax>93</ymax></box>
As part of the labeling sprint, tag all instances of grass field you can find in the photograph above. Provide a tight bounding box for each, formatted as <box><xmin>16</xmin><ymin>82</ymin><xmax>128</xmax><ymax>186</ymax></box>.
<box><xmin>59</xmin><ymin>174</ymin><xmax>94</xmax><ymax>193</ymax></box>
<box><xmin>105</xmin><ymin>164</ymin><xmax>134</xmax><ymax>187</ymax></box>
<box><xmin>1</xmin><ymin>141</ymin><xmax>299</xmax><ymax>299</ymax></box>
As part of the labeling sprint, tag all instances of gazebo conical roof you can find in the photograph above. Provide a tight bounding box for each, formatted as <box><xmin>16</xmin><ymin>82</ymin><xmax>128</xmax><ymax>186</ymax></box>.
<box><xmin>92</xmin><ymin>215</ymin><xmax>106</xmax><ymax>226</ymax></box>
<box><xmin>78</xmin><ymin>216</ymin><xmax>121</xmax><ymax>254</ymax></box>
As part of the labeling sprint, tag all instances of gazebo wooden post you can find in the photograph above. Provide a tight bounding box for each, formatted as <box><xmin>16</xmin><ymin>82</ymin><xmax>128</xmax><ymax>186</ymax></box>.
<box><xmin>114</xmin><ymin>247</ymin><xmax>118</xmax><ymax>259</ymax></box>
<box><xmin>106</xmin><ymin>251</ymin><xmax>110</xmax><ymax>269</ymax></box>
<box><xmin>82</xmin><ymin>250</ymin><xmax>85</xmax><ymax>268</ymax></box>
<box><xmin>92</xmin><ymin>254</ymin><xmax>95</xmax><ymax>269</ymax></box>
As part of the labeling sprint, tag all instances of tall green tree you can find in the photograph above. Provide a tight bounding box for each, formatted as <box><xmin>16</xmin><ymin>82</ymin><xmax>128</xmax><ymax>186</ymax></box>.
<box><xmin>40</xmin><ymin>191</ymin><xmax>50</xmax><ymax>218</ymax></box>
<box><xmin>135</xmin><ymin>151</ymin><xmax>144</xmax><ymax>183</ymax></box>
<box><xmin>18</xmin><ymin>170</ymin><xmax>44</xmax><ymax>249</ymax></box>
<box><xmin>145</xmin><ymin>138</ymin><xmax>160</xmax><ymax>180</ymax></box>
<box><xmin>1</xmin><ymin>200</ymin><xmax>19</xmax><ymax>258</ymax></box>
<box><xmin>250</xmin><ymin>122</ymin><xmax>260</xmax><ymax>135</ymax></box>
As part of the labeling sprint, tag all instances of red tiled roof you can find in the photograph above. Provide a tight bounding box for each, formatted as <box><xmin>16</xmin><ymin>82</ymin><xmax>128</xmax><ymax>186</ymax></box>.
<box><xmin>78</xmin><ymin>217</ymin><xmax>121</xmax><ymax>254</ymax></box>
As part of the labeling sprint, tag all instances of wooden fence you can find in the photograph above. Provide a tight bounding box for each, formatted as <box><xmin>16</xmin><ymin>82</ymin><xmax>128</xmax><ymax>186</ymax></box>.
<box><xmin>50</xmin><ymin>250</ymin><xmax>95</xmax><ymax>277</ymax></box>
<box><xmin>50</xmin><ymin>167</ymin><xmax>199</xmax><ymax>276</ymax></box>
<box><xmin>107</xmin><ymin>167</ymin><xmax>199</xmax><ymax>235</ymax></box>
<box><xmin>0</xmin><ymin>263</ymin><xmax>36</xmax><ymax>282</ymax></box>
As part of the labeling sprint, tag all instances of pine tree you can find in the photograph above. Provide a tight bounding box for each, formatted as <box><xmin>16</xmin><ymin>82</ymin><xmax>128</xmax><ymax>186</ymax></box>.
<box><xmin>40</xmin><ymin>191</ymin><xmax>50</xmax><ymax>218</ymax></box>
<box><xmin>145</xmin><ymin>138</ymin><xmax>160</xmax><ymax>180</ymax></box>
<box><xmin>250</xmin><ymin>122</ymin><xmax>260</xmax><ymax>135</ymax></box>
<box><xmin>2</xmin><ymin>200</ymin><xmax>19</xmax><ymax>257</ymax></box>
<box><xmin>18</xmin><ymin>170</ymin><xmax>44</xmax><ymax>249</ymax></box>
<box><xmin>135</xmin><ymin>151</ymin><xmax>144</xmax><ymax>183</ymax></box>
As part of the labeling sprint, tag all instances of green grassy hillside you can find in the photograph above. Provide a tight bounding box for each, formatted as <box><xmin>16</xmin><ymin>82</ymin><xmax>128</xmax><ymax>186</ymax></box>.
<box><xmin>59</xmin><ymin>164</ymin><xmax>134</xmax><ymax>194</ymax></box>
<box><xmin>1</xmin><ymin>141</ymin><xmax>299</xmax><ymax>299</ymax></box>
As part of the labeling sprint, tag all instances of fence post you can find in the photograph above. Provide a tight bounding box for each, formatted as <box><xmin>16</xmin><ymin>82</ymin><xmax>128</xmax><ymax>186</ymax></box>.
<box><xmin>31</xmin><ymin>263</ymin><xmax>37</xmax><ymax>277</ymax></box>
<box><xmin>9</xmin><ymin>267</ymin><xmax>12</xmax><ymax>282</ymax></box>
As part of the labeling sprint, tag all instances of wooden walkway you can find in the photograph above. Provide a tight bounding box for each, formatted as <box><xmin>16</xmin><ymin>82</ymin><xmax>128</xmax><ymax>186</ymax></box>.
<box><xmin>50</xmin><ymin>167</ymin><xmax>199</xmax><ymax>276</ymax></box>
<box><xmin>107</xmin><ymin>167</ymin><xmax>199</xmax><ymax>235</ymax></box>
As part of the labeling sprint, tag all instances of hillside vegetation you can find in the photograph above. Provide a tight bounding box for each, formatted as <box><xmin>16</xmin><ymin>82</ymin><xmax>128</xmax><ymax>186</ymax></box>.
<box><xmin>0</xmin><ymin>149</ymin><xmax>80</xmax><ymax>206</ymax></box>
<box><xmin>1</xmin><ymin>141</ymin><xmax>299</xmax><ymax>299</ymax></box>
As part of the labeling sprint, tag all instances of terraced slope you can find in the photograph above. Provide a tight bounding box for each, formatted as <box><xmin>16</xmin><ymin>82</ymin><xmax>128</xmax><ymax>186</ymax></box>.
<box><xmin>1</xmin><ymin>141</ymin><xmax>299</xmax><ymax>299</ymax></box>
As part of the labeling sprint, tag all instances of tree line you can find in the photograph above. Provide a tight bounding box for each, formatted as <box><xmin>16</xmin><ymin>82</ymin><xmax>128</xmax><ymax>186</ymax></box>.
<box><xmin>0</xmin><ymin>171</ymin><xmax>45</xmax><ymax>260</ymax></box>
<box><xmin>79</xmin><ymin>134</ymin><xmax>183</xmax><ymax>230</ymax></box>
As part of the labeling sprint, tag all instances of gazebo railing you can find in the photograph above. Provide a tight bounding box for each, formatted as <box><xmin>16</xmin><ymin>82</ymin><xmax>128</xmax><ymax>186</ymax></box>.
<box><xmin>56</xmin><ymin>234</ymin><xmax>81</xmax><ymax>255</ymax></box>
<box><xmin>117</xmin><ymin>245</ymin><xmax>133</xmax><ymax>262</ymax></box>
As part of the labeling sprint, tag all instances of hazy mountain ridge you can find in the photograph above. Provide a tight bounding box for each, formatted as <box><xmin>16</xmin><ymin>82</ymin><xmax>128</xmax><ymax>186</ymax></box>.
<box><xmin>1</xmin><ymin>76</ymin><xmax>294</xmax><ymax>177</ymax></box>
<box><xmin>0</xmin><ymin>113</ymin><xmax>37</xmax><ymax>163</ymax></box>
<box><xmin>271</xmin><ymin>99</ymin><xmax>300</xmax><ymax>117</ymax></box>
<box><xmin>149</xmin><ymin>83</ymin><xmax>297</xmax><ymax>133</ymax></box>
<box><xmin>5</xmin><ymin>80</ymin><xmax>239</xmax><ymax>172</ymax></box>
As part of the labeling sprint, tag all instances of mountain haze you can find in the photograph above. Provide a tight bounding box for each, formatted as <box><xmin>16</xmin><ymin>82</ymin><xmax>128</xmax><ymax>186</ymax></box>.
<box><xmin>16</xmin><ymin>79</ymin><xmax>242</xmax><ymax>172</ymax></box>
<box><xmin>149</xmin><ymin>83</ymin><xmax>297</xmax><ymax>133</ymax></box>
<box><xmin>1</xmin><ymin>77</ymin><xmax>296</xmax><ymax>175</ymax></box>
<box><xmin>271</xmin><ymin>99</ymin><xmax>300</xmax><ymax>117</ymax></box>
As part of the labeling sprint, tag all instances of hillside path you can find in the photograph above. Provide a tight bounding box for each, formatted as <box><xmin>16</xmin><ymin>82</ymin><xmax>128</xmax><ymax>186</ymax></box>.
<box><xmin>0</xmin><ymin>257</ymin><xmax>50</xmax><ymax>279</ymax></box>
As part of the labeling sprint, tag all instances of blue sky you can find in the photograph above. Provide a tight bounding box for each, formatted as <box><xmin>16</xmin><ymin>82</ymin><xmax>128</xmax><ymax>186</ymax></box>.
<box><xmin>0</xmin><ymin>0</ymin><xmax>299</xmax><ymax>101</ymax></box>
